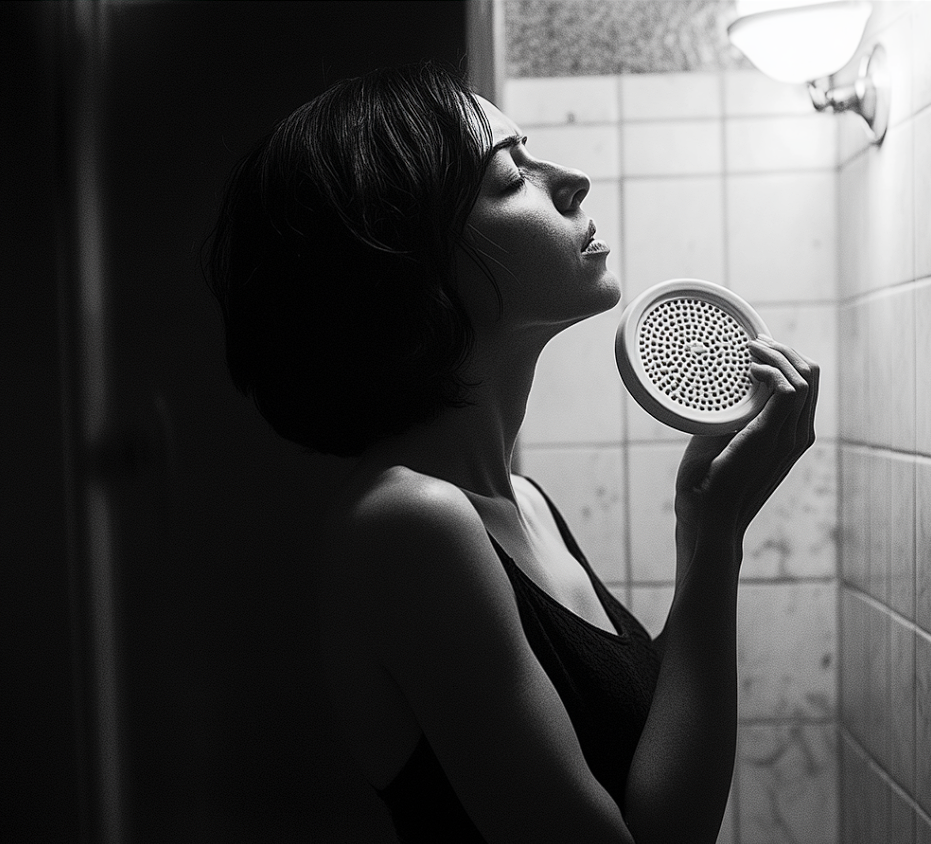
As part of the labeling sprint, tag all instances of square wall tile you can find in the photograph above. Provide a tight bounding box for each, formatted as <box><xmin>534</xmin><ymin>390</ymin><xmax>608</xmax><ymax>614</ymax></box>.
<box><xmin>870</xmin><ymin>9</ymin><xmax>915</xmax><ymax>130</ymax></box>
<box><xmin>623</xmin><ymin>120</ymin><xmax>722</xmax><ymax>177</ymax></box>
<box><xmin>623</xmin><ymin>176</ymin><xmax>725</xmax><ymax>303</ymax></box>
<box><xmin>866</xmin><ymin>121</ymin><xmax>915</xmax><ymax>291</ymax></box>
<box><xmin>754</xmin><ymin>304</ymin><xmax>838</xmax><ymax>440</ymax></box>
<box><xmin>839</xmin><ymin>152</ymin><xmax>870</xmax><ymax>299</ymax></box>
<box><xmin>628</xmin><ymin>584</ymin><xmax>674</xmax><ymax>640</ymax></box>
<box><xmin>916</xmin><ymin>111</ymin><xmax>931</xmax><ymax>281</ymax></box>
<box><xmin>624</xmin><ymin>392</ymin><xmax>692</xmax><ymax>444</ymax></box>
<box><xmin>502</xmin><ymin>75</ymin><xmax>620</xmax><ymax>127</ymax></box>
<box><xmin>627</xmin><ymin>442</ymin><xmax>682</xmax><ymax>583</ymax></box>
<box><xmin>725</xmin><ymin>115</ymin><xmax>837</xmax><ymax>173</ymax></box>
<box><xmin>518</xmin><ymin>446</ymin><xmax>626</xmax><ymax>585</ymax></box>
<box><xmin>838</xmin><ymin>111</ymin><xmax>873</xmax><ymax>168</ymax></box>
<box><xmin>917</xmin><ymin>627</ymin><xmax>931</xmax><ymax>817</ymax></box>
<box><xmin>737</xmin><ymin>582</ymin><xmax>836</xmax><ymax>720</ymax></box>
<box><xmin>916</xmin><ymin>458</ymin><xmax>931</xmax><ymax>634</ymax></box>
<box><xmin>838</xmin><ymin>301</ymin><xmax>870</xmax><ymax>443</ymax></box>
<box><xmin>866</xmin><ymin>286</ymin><xmax>916</xmax><ymax>452</ymax></box>
<box><xmin>621</xmin><ymin>71</ymin><xmax>721</xmax><ymax>121</ymax></box>
<box><xmin>840</xmin><ymin>448</ymin><xmax>869</xmax><ymax>590</ymax></box>
<box><xmin>841</xmin><ymin>589</ymin><xmax>868</xmax><ymax>742</ymax></box>
<box><xmin>737</xmin><ymin>723</ymin><xmax>837</xmax><ymax>844</ymax></box>
<box><xmin>861</xmin><ymin>0</ymin><xmax>912</xmax><ymax>43</ymax></box>
<box><xmin>841</xmin><ymin>733</ymin><xmax>868</xmax><ymax>844</ymax></box>
<box><xmin>523</xmin><ymin>279</ymin><xmax>624</xmax><ymax>443</ymax></box>
<box><xmin>890</xmin><ymin>616</ymin><xmax>916</xmax><ymax>794</ymax></box>
<box><xmin>888</xmin><ymin>782</ymin><xmax>916</xmax><ymax>844</ymax></box>
<box><xmin>915</xmin><ymin>0</ymin><xmax>931</xmax><ymax>114</ymax></box>
<box><xmin>727</xmin><ymin>172</ymin><xmax>837</xmax><ymax>304</ymax></box>
<box><xmin>527</xmin><ymin>124</ymin><xmax>621</xmax><ymax>180</ymax></box>
<box><xmin>723</xmin><ymin>71</ymin><xmax>813</xmax><ymax>117</ymax></box>
<box><xmin>890</xmin><ymin>454</ymin><xmax>916</xmax><ymax>621</ymax></box>
<box><xmin>865</xmin><ymin>601</ymin><xmax>892</xmax><ymax>770</ymax></box>
<box><xmin>867</xmin><ymin>451</ymin><xmax>891</xmax><ymax>604</ymax></box>
<box><xmin>741</xmin><ymin>443</ymin><xmax>837</xmax><ymax>580</ymax></box>
<box><xmin>916</xmin><ymin>281</ymin><xmax>931</xmax><ymax>456</ymax></box>
<box><xmin>919</xmin><ymin>807</ymin><xmax>931</xmax><ymax>844</ymax></box>
<box><xmin>866</xmin><ymin>759</ymin><xmax>890</xmax><ymax>844</ymax></box>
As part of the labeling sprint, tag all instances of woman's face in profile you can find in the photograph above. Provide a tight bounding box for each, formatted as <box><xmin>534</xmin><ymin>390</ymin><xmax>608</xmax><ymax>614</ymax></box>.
<box><xmin>457</xmin><ymin>95</ymin><xmax>621</xmax><ymax>335</ymax></box>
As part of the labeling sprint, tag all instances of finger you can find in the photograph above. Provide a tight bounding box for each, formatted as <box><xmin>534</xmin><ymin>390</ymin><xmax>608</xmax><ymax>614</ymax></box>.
<box><xmin>799</xmin><ymin>352</ymin><xmax>820</xmax><ymax>445</ymax></box>
<box><xmin>756</xmin><ymin>337</ymin><xmax>819</xmax><ymax>444</ymax></box>
<box><xmin>748</xmin><ymin>341</ymin><xmax>809</xmax><ymax>439</ymax></box>
<box><xmin>736</xmin><ymin>359</ymin><xmax>798</xmax><ymax>450</ymax></box>
<box><xmin>756</xmin><ymin>335</ymin><xmax>813</xmax><ymax>382</ymax></box>
<box><xmin>749</xmin><ymin>338</ymin><xmax>810</xmax><ymax>395</ymax></box>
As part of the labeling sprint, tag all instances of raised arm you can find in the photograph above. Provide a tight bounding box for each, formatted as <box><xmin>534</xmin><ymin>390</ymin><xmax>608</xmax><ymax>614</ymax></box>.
<box><xmin>623</xmin><ymin>335</ymin><xmax>819</xmax><ymax>843</ymax></box>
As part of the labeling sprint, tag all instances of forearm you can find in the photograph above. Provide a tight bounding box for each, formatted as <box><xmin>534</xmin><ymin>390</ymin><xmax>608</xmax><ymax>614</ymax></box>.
<box><xmin>622</xmin><ymin>529</ymin><xmax>741</xmax><ymax>844</ymax></box>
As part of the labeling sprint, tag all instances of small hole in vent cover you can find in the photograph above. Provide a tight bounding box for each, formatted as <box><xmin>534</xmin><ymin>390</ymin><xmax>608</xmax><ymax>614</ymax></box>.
<box><xmin>615</xmin><ymin>279</ymin><xmax>772</xmax><ymax>435</ymax></box>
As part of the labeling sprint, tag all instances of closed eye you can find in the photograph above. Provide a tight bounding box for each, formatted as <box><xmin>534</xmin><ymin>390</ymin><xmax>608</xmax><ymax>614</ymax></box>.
<box><xmin>503</xmin><ymin>171</ymin><xmax>527</xmax><ymax>193</ymax></box>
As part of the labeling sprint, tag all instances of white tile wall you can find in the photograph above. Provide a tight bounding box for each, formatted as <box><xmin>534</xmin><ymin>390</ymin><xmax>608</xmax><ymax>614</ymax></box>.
<box><xmin>622</xmin><ymin>176</ymin><xmax>726</xmax><ymax>301</ymax></box>
<box><xmin>623</xmin><ymin>120</ymin><xmax>722</xmax><ymax>176</ymax></box>
<box><xmin>737</xmin><ymin>723</ymin><xmax>837</xmax><ymax>844</ymax></box>
<box><xmin>727</xmin><ymin>172</ymin><xmax>836</xmax><ymax>303</ymax></box>
<box><xmin>723</xmin><ymin>71</ymin><xmax>812</xmax><ymax>117</ymax></box>
<box><xmin>725</xmin><ymin>115</ymin><xmax>836</xmax><ymax>173</ymax></box>
<box><xmin>916</xmin><ymin>281</ymin><xmax>931</xmax><ymax>456</ymax></box>
<box><xmin>915</xmin><ymin>0</ymin><xmax>931</xmax><ymax>113</ymax></box>
<box><xmin>502</xmin><ymin>75</ymin><xmax>620</xmax><ymax>126</ymax></box>
<box><xmin>737</xmin><ymin>582</ymin><xmax>836</xmax><ymax>720</ymax></box>
<box><xmin>838</xmin><ymin>152</ymin><xmax>870</xmax><ymax>298</ymax></box>
<box><xmin>915</xmin><ymin>110</ymin><xmax>931</xmax><ymax>281</ymax></box>
<box><xmin>626</xmin><ymin>443</ymin><xmax>680</xmax><ymax>583</ymax></box>
<box><xmin>865</xmin><ymin>286</ymin><xmax>916</xmax><ymax>452</ymax></box>
<box><xmin>865</xmin><ymin>122</ymin><xmax>915</xmax><ymax>291</ymax></box>
<box><xmin>741</xmin><ymin>443</ymin><xmax>837</xmax><ymax>580</ymax></box>
<box><xmin>621</xmin><ymin>71</ymin><xmax>721</xmax><ymax>120</ymax></box>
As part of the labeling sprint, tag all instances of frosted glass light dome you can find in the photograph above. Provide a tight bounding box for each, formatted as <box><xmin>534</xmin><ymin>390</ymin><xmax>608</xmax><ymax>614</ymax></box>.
<box><xmin>728</xmin><ymin>0</ymin><xmax>872</xmax><ymax>83</ymax></box>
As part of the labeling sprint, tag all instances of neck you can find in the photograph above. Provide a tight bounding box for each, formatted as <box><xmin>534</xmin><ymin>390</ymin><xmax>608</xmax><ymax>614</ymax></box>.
<box><xmin>361</xmin><ymin>331</ymin><xmax>542</xmax><ymax>503</ymax></box>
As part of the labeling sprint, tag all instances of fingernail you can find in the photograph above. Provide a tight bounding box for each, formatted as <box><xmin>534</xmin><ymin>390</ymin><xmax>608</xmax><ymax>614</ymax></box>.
<box><xmin>757</xmin><ymin>333</ymin><xmax>774</xmax><ymax>342</ymax></box>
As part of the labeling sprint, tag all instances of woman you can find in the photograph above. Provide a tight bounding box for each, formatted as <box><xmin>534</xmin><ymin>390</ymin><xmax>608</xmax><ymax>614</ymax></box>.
<box><xmin>207</xmin><ymin>62</ymin><xmax>818</xmax><ymax>843</ymax></box>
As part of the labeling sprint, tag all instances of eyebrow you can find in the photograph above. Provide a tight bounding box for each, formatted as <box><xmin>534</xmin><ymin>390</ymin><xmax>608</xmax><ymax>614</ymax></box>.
<box><xmin>483</xmin><ymin>133</ymin><xmax>527</xmax><ymax>166</ymax></box>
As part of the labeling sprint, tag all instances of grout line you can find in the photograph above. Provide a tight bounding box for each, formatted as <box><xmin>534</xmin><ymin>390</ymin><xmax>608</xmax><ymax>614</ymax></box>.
<box><xmin>841</xmin><ymin>582</ymin><xmax>931</xmax><ymax>637</ymax></box>
<box><xmin>837</xmin><ymin>275</ymin><xmax>931</xmax><ymax>309</ymax></box>
<box><xmin>839</xmin><ymin>439</ymin><xmax>931</xmax><ymax>462</ymax></box>
<box><xmin>838</xmin><ymin>724</ymin><xmax>930</xmax><ymax>822</ymax></box>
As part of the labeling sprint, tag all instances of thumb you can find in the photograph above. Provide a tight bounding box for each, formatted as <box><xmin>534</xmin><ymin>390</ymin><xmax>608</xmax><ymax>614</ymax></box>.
<box><xmin>676</xmin><ymin>432</ymin><xmax>734</xmax><ymax>494</ymax></box>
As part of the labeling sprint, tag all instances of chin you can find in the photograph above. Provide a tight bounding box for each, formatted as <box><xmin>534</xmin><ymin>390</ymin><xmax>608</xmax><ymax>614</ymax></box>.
<box><xmin>592</xmin><ymin>269</ymin><xmax>623</xmax><ymax>312</ymax></box>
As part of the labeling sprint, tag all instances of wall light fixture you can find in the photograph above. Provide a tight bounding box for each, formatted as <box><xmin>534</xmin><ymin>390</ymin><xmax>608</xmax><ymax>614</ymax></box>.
<box><xmin>727</xmin><ymin>0</ymin><xmax>889</xmax><ymax>143</ymax></box>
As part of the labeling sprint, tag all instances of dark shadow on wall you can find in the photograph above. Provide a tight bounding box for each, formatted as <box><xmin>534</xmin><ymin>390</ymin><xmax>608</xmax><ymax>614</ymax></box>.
<box><xmin>4</xmin><ymin>2</ymin><xmax>467</xmax><ymax>841</ymax></box>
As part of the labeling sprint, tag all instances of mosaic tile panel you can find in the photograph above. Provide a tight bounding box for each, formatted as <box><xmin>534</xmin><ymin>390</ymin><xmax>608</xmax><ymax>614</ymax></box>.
<box><xmin>505</xmin><ymin>0</ymin><xmax>752</xmax><ymax>78</ymax></box>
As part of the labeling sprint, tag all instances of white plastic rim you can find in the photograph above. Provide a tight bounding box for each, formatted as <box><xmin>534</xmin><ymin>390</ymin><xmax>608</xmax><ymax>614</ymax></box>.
<box><xmin>615</xmin><ymin>279</ymin><xmax>772</xmax><ymax>435</ymax></box>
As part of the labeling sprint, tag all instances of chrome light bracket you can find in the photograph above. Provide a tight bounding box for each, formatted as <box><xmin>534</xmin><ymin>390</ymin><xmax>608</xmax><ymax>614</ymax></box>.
<box><xmin>808</xmin><ymin>43</ymin><xmax>889</xmax><ymax>144</ymax></box>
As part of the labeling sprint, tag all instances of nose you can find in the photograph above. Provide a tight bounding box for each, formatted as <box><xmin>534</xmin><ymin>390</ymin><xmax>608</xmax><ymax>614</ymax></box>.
<box><xmin>552</xmin><ymin>165</ymin><xmax>590</xmax><ymax>213</ymax></box>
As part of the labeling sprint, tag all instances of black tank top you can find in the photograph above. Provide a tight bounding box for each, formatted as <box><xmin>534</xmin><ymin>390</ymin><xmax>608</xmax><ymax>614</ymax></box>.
<box><xmin>375</xmin><ymin>478</ymin><xmax>662</xmax><ymax>842</ymax></box>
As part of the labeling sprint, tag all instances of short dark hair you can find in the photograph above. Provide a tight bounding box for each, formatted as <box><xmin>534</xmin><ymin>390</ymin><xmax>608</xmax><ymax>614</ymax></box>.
<box><xmin>205</xmin><ymin>62</ymin><xmax>495</xmax><ymax>457</ymax></box>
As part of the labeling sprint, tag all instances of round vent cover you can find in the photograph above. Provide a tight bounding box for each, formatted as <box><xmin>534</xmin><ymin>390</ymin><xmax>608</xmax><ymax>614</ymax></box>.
<box><xmin>615</xmin><ymin>279</ymin><xmax>772</xmax><ymax>435</ymax></box>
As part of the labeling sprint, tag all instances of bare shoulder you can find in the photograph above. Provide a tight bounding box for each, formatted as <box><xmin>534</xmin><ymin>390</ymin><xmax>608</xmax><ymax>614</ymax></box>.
<box><xmin>322</xmin><ymin>466</ymin><xmax>496</xmax><ymax>622</ymax></box>
<box><xmin>346</xmin><ymin>465</ymin><xmax>477</xmax><ymax>533</ymax></box>
<box><xmin>332</xmin><ymin>466</ymin><xmax>487</xmax><ymax>573</ymax></box>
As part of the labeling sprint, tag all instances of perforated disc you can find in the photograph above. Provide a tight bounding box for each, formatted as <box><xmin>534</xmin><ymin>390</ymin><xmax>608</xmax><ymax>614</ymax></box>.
<box><xmin>615</xmin><ymin>279</ymin><xmax>772</xmax><ymax>435</ymax></box>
